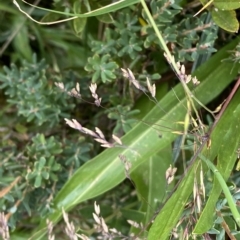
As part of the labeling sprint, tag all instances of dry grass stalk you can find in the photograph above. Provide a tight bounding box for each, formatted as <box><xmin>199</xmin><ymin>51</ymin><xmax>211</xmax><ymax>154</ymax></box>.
<box><xmin>0</xmin><ymin>212</ymin><xmax>9</xmax><ymax>240</ymax></box>
<box><xmin>89</xmin><ymin>83</ymin><xmax>102</xmax><ymax>107</ymax></box>
<box><xmin>64</xmin><ymin>118</ymin><xmax>123</xmax><ymax>149</ymax></box>
<box><xmin>164</xmin><ymin>53</ymin><xmax>200</xmax><ymax>86</ymax></box>
<box><xmin>92</xmin><ymin>201</ymin><xmax>134</xmax><ymax>240</ymax></box>
<box><xmin>55</xmin><ymin>82</ymin><xmax>81</xmax><ymax>99</ymax></box>
<box><xmin>165</xmin><ymin>165</ymin><xmax>177</xmax><ymax>185</ymax></box>
<box><xmin>118</xmin><ymin>154</ymin><xmax>132</xmax><ymax>180</ymax></box>
<box><xmin>121</xmin><ymin>68</ymin><xmax>147</xmax><ymax>93</ymax></box>
<box><xmin>62</xmin><ymin>208</ymin><xmax>89</xmax><ymax>240</ymax></box>
<box><xmin>46</xmin><ymin>219</ymin><xmax>55</xmax><ymax>240</ymax></box>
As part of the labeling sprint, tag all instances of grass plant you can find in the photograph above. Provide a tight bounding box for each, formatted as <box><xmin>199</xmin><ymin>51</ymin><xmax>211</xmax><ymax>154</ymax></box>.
<box><xmin>0</xmin><ymin>0</ymin><xmax>240</xmax><ymax>239</ymax></box>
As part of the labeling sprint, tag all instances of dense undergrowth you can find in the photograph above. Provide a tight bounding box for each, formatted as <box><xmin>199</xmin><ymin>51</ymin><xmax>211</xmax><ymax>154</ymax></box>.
<box><xmin>0</xmin><ymin>0</ymin><xmax>240</xmax><ymax>239</ymax></box>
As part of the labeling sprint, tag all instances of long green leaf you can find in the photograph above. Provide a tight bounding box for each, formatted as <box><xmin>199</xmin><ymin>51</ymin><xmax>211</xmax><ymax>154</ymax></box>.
<box><xmin>193</xmin><ymin>87</ymin><xmax>240</xmax><ymax>233</ymax></box>
<box><xmin>148</xmin><ymin>159</ymin><xmax>198</xmax><ymax>239</ymax></box>
<box><xmin>130</xmin><ymin>146</ymin><xmax>172</xmax><ymax>238</ymax></box>
<box><xmin>16</xmin><ymin>0</ymin><xmax>140</xmax><ymax>18</ymax></box>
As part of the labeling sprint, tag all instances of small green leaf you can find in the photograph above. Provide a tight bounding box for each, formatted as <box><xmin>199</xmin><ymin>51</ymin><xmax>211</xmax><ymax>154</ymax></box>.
<box><xmin>102</xmin><ymin>69</ymin><xmax>115</xmax><ymax>80</ymax></box>
<box><xmin>85</xmin><ymin>54</ymin><xmax>118</xmax><ymax>83</ymax></box>
<box><xmin>211</xmin><ymin>9</ymin><xmax>239</xmax><ymax>32</ymax></box>
<box><xmin>34</xmin><ymin>175</ymin><xmax>42</xmax><ymax>188</ymax></box>
<box><xmin>15</xmin><ymin>123</ymin><xmax>27</xmax><ymax>134</ymax></box>
<box><xmin>41</xmin><ymin>12</ymin><xmax>61</xmax><ymax>22</ymax></box>
<box><xmin>52</xmin><ymin>163</ymin><xmax>61</xmax><ymax>171</ymax></box>
<box><xmin>91</xmin><ymin>71</ymin><xmax>99</xmax><ymax>82</ymax></box>
<box><xmin>41</xmin><ymin>171</ymin><xmax>49</xmax><ymax>180</ymax></box>
<box><xmin>12</xmin><ymin>16</ymin><xmax>32</xmax><ymax>61</ymax></box>
<box><xmin>214</xmin><ymin>0</ymin><xmax>240</xmax><ymax>10</ymax></box>
<box><xmin>39</xmin><ymin>134</ymin><xmax>46</xmax><ymax>145</ymax></box>
<box><xmin>97</xmin><ymin>13</ymin><xmax>113</xmax><ymax>23</ymax></box>
<box><xmin>26</xmin><ymin>171</ymin><xmax>36</xmax><ymax>180</ymax></box>
<box><xmin>73</xmin><ymin>17</ymin><xmax>87</xmax><ymax>36</ymax></box>
<box><xmin>38</xmin><ymin>157</ymin><xmax>46</xmax><ymax>169</ymax></box>
<box><xmin>50</xmin><ymin>173</ymin><xmax>58</xmax><ymax>182</ymax></box>
<box><xmin>73</xmin><ymin>1</ymin><xmax>87</xmax><ymax>36</ymax></box>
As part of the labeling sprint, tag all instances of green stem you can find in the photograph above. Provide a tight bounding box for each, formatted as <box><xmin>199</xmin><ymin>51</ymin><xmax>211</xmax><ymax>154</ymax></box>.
<box><xmin>140</xmin><ymin>0</ymin><xmax>213</xmax><ymax>118</ymax></box>
<box><xmin>139</xmin><ymin>0</ymin><xmax>177</xmax><ymax>71</ymax></box>
<box><xmin>199</xmin><ymin>154</ymin><xmax>240</xmax><ymax>227</ymax></box>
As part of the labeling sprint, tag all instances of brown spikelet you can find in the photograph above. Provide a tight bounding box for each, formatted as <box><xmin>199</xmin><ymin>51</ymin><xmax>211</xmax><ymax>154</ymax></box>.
<box><xmin>0</xmin><ymin>213</ymin><xmax>9</xmax><ymax>240</ymax></box>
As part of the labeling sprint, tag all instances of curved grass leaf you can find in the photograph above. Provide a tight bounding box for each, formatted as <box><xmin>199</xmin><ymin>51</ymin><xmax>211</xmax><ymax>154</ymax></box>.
<box><xmin>148</xmin><ymin>159</ymin><xmax>198</xmax><ymax>239</ymax></box>
<box><xmin>16</xmin><ymin>0</ymin><xmax>140</xmax><ymax>18</ymax></box>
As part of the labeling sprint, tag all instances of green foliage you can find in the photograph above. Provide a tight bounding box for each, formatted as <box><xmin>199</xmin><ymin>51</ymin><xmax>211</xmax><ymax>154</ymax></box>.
<box><xmin>26</xmin><ymin>134</ymin><xmax>62</xmax><ymax>187</ymax></box>
<box><xmin>0</xmin><ymin>55</ymin><xmax>74</xmax><ymax>127</ymax></box>
<box><xmin>1</xmin><ymin>0</ymin><xmax>240</xmax><ymax>239</ymax></box>
<box><xmin>34</xmin><ymin>37</ymin><xmax>240</xmax><ymax>240</ymax></box>
<box><xmin>84</xmin><ymin>3</ymin><xmax>217</xmax><ymax>82</ymax></box>
<box><xmin>199</xmin><ymin>0</ymin><xmax>240</xmax><ymax>32</ymax></box>
<box><xmin>0</xmin><ymin>54</ymin><xmax>92</xmax><ymax>232</ymax></box>
<box><xmin>107</xmin><ymin>106</ymin><xmax>140</xmax><ymax>134</ymax></box>
<box><xmin>214</xmin><ymin>0</ymin><xmax>240</xmax><ymax>10</ymax></box>
<box><xmin>27</xmin><ymin>134</ymin><xmax>62</xmax><ymax>159</ymax></box>
<box><xmin>26</xmin><ymin>156</ymin><xmax>58</xmax><ymax>188</ymax></box>
<box><xmin>211</xmin><ymin>9</ymin><xmax>238</xmax><ymax>33</ymax></box>
<box><xmin>85</xmin><ymin>54</ymin><xmax>118</xmax><ymax>83</ymax></box>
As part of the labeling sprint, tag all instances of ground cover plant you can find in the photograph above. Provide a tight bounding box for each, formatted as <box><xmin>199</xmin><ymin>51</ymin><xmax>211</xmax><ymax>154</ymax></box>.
<box><xmin>0</xmin><ymin>0</ymin><xmax>240</xmax><ymax>239</ymax></box>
